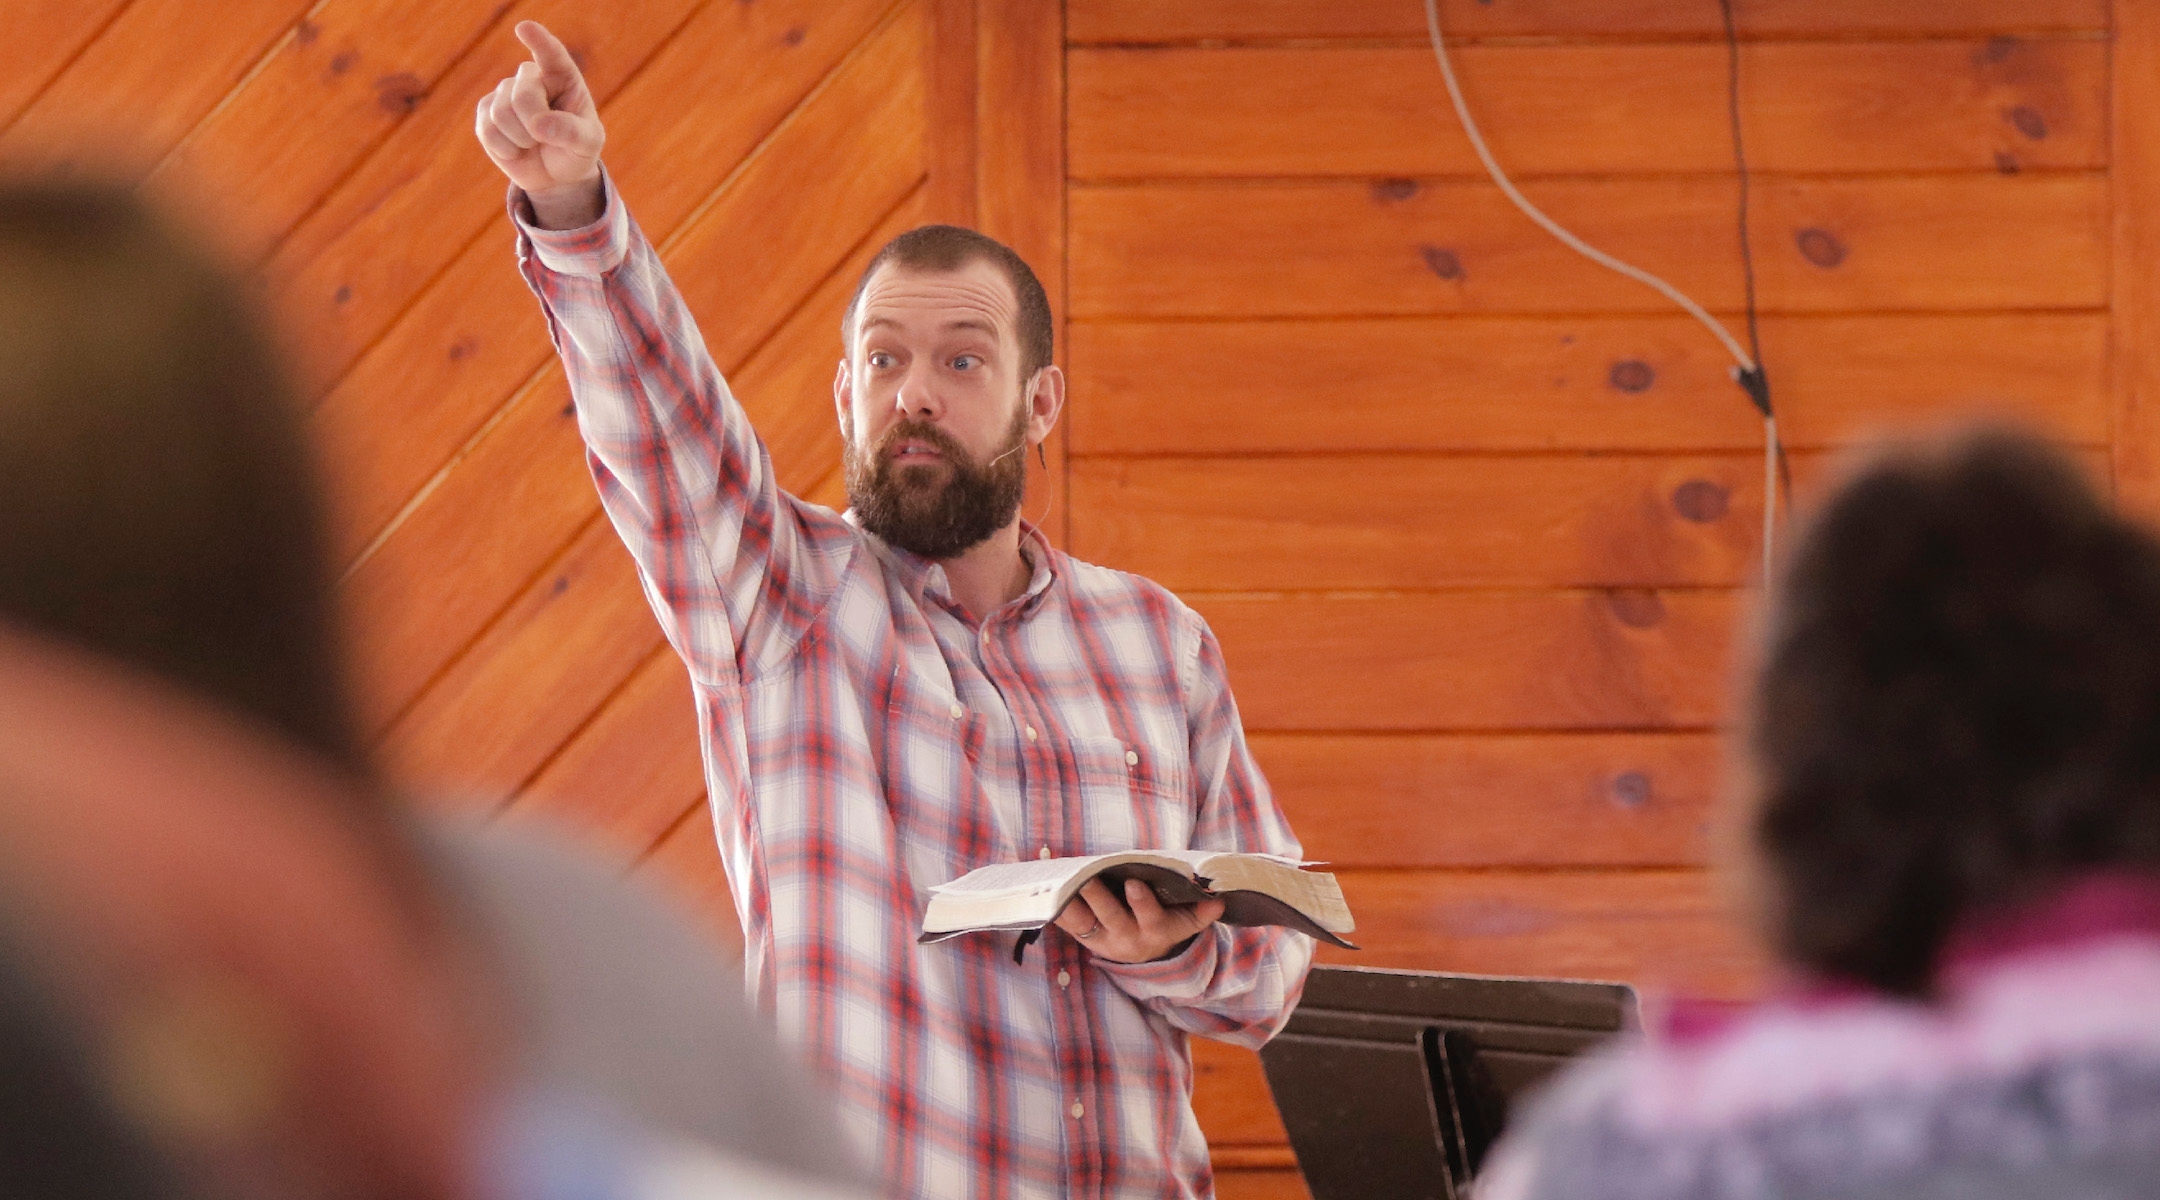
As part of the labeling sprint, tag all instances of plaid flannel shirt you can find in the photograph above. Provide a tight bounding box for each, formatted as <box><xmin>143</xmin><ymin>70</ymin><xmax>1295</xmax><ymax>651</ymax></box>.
<box><xmin>512</xmin><ymin>176</ymin><xmax>1313</xmax><ymax>1200</ymax></box>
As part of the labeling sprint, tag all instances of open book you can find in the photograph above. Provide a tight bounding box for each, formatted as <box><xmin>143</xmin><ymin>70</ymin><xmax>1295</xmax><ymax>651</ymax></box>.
<box><xmin>919</xmin><ymin>850</ymin><xmax>1358</xmax><ymax>949</ymax></box>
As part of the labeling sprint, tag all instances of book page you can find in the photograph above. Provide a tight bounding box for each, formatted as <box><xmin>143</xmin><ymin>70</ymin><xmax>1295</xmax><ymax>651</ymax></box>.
<box><xmin>930</xmin><ymin>855</ymin><xmax>1097</xmax><ymax>898</ymax></box>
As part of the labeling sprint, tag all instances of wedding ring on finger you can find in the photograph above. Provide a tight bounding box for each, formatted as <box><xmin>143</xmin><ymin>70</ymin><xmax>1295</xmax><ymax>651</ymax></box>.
<box><xmin>1076</xmin><ymin>921</ymin><xmax>1103</xmax><ymax>940</ymax></box>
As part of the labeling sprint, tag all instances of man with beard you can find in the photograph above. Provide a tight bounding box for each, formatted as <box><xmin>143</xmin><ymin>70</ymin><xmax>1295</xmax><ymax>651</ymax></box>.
<box><xmin>477</xmin><ymin>22</ymin><xmax>1313</xmax><ymax>1199</ymax></box>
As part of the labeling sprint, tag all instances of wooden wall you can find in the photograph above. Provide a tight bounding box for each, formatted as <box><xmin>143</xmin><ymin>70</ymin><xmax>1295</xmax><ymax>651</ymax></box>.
<box><xmin>6</xmin><ymin>2</ymin><xmax>2153</xmax><ymax>1198</ymax></box>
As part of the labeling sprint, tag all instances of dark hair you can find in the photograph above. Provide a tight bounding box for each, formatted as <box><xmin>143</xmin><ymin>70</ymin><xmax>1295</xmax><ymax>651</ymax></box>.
<box><xmin>1750</xmin><ymin>428</ymin><xmax>2160</xmax><ymax>995</ymax></box>
<box><xmin>843</xmin><ymin>224</ymin><xmax>1054</xmax><ymax>378</ymax></box>
<box><xmin>0</xmin><ymin>184</ymin><xmax>364</xmax><ymax>776</ymax></box>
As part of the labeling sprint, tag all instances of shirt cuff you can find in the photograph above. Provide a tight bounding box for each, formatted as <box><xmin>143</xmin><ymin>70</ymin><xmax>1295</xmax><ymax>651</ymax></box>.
<box><xmin>509</xmin><ymin>166</ymin><xmax>629</xmax><ymax>277</ymax></box>
<box><xmin>1090</xmin><ymin>927</ymin><xmax>1220</xmax><ymax>1002</ymax></box>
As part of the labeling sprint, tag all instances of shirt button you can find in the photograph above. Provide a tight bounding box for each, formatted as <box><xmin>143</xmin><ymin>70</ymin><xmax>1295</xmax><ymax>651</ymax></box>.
<box><xmin>1070</xmin><ymin>1102</ymin><xmax>1085</xmax><ymax>1120</ymax></box>
<box><xmin>949</xmin><ymin>703</ymin><xmax>965</xmax><ymax>720</ymax></box>
<box><xmin>1125</xmin><ymin>750</ymin><xmax>1140</xmax><ymax>766</ymax></box>
<box><xmin>1057</xmin><ymin>970</ymin><xmax>1070</xmax><ymax>988</ymax></box>
<box><xmin>1038</xmin><ymin>846</ymin><xmax>1051</xmax><ymax>860</ymax></box>
<box><xmin>980</xmin><ymin>628</ymin><xmax>991</xmax><ymax>646</ymax></box>
<box><xmin>1025</xmin><ymin>725</ymin><xmax>1039</xmax><ymax>741</ymax></box>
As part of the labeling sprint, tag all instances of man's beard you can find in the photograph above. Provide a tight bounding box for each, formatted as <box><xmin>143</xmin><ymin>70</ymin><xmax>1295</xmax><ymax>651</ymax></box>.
<box><xmin>844</xmin><ymin>404</ymin><xmax>1028</xmax><ymax>558</ymax></box>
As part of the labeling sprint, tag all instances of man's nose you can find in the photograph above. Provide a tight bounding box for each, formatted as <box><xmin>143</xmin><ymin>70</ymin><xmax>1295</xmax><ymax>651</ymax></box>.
<box><xmin>895</xmin><ymin>362</ymin><xmax>940</xmax><ymax>419</ymax></box>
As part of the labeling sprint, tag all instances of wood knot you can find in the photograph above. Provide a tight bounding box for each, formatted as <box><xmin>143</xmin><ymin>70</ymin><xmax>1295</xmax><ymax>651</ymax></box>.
<box><xmin>332</xmin><ymin>284</ymin><xmax>353</xmax><ymax>306</ymax></box>
<box><xmin>2007</xmin><ymin>105</ymin><xmax>2048</xmax><ymax>141</ymax></box>
<box><xmin>374</xmin><ymin>72</ymin><xmax>426</xmax><ymax>115</ymax></box>
<box><xmin>1608</xmin><ymin>359</ymin><xmax>1655</xmax><ymax>393</ymax></box>
<box><xmin>782</xmin><ymin>24</ymin><xmax>807</xmax><ymax>46</ymax></box>
<box><xmin>447</xmin><ymin>336</ymin><xmax>477</xmax><ymax>362</ymax></box>
<box><xmin>1795</xmin><ymin>227</ymin><xmax>1846</xmax><ymax>269</ymax></box>
<box><xmin>1976</xmin><ymin>36</ymin><xmax>2019</xmax><ymax>66</ymax></box>
<box><xmin>1610</xmin><ymin>771</ymin><xmax>1652</xmax><ymax>809</ymax></box>
<box><xmin>1994</xmin><ymin>151</ymin><xmax>2021</xmax><ymax>175</ymax></box>
<box><xmin>1671</xmin><ymin>479</ymin><xmax>1730</xmax><ymax>523</ymax></box>
<box><xmin>1419</xmin><ymin>245</ymin><xmax>1464</xmax><ymax>281</ymax></box>
<box><xmin>1371</xmin><ymin>178</ymin><xmax>1419</xmax><ymax>203</ymax></box>
<box><xmin>293</xmin><ymin>19</ymin><xmax>320</xmax><ymax>45</ymax></box>
<box><xmin>328</xmin><ymin>50</ymin><xmax>357</xmax><ymax>77</ymax></box>
<box><xmin>1605</xmin><ymin>588</ymin><xmax>1666</xmax><ymax>629</ymax></box>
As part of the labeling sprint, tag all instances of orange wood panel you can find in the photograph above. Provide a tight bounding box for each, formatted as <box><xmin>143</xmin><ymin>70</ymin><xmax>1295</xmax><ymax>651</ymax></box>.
<box><xmin>1069</xmin><ymin>453</ymin><xmax>1765</xmax><ymax>590</ymax></box>
<box><xmin>976</xmin><ymin>0</ymin><xmax>1070</xmax><ymax>541</ymax></box>
<box><xmin>1192</xmin><ymin>591</ymin><xmax>1740</xmax><ymax>732</ymax></box>
<box><xmin>1212</xmin><ymin>1168</ymin><xmax>1307</xmax><ymax>1200</ymax></box>
<box><xmin>1251</xmin><ymin>732</ymin><xmax>1721</xmax><ymax>868</ymax></box>
<box><xmin>1321</xmin><ymin>868</ymin><xmax>1764</xmax><ymax>998</ymax></box>
<box><xmin>151</xmin><ymin>0</ymin><xmax>631</xmax><ymax>261</ymax></box>
<box><xmin>311</xmin><ymin>0</ymin><xmax>902</xmax><ymax>561</ymax></box>
<box><xmin>1066</xmin><ymin>0</ymin><xmax>2108</xmax><ymax>43</ymax></box>
<box><xmin>1070</xmin><ymin>175</ymin><xmax>2108</xmax><ymax>319</ymax></box>
<box><xmin>0</xmin><ymin>0</ymin><xmax>131</xmax><ymax>131</ymax></box>
<box><xmin>1193</xmin><ymin>1039</ymin><xmax>1288</xmax><ymax>1146</ymax></box>
<box><xmin>925</xmin><ymin>0</ymin><xmax>978</xmax><ymax>223</ymax></box>
<box><xmin>1065</xmin><ymin>313</ymin><xmax>2110</xmax><ymax>456</ymax></box>
<box><xmin>338</xmin><ymin>10</ymin><xmax>929</xmax><ymax>724</ymax></box>
<box><xmin>380</xmin><ymin>516</ymin><xmax>661</xmax><ymax>790</ymax></box>
<box><xmin>632</xmin><ymin>801</ymin><xmax>746</xmax><ymax>955</ymax></box>
<box><xmin>270</xmin><ymin>0</ymin><xmax>897</xmax><ymax>388</ymax></box>
<box><xmin>2115</xmin><ymin>4</ymin><xmax>2160</xmax><ymax>521</ymax></box>
<box><xmin>1071</xmin><ymin>40</ymin><xmax>2102</xmax><ymax>181</ymax></box>
<box><xmin>0</xmin><ymin>0</ymin><xmax>303</xmax><ymax>170</ymax></box>
<box><xmin>510</xmin><ymin>646</ymin><xmax>707</xmax><ymax>862</ymax></box>
<box><xmin>340</xmin><ymin>361</ymin><xmax>591</xmax><ymax>729</ymax></box>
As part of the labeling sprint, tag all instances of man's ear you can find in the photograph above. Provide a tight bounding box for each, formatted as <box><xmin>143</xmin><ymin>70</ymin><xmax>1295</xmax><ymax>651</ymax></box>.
<box><xmin>1025</xmin><ymin>364</ymin><xmax>1066</xmax><ymax>447</ymax></box>
<box><xmin>833</xmin><ymin>358</ymin><xmax>851</xmax><ymax>432</ymax></box>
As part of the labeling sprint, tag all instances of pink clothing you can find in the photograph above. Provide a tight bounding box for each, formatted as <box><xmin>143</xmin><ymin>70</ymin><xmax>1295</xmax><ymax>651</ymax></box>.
<box><xmin>511</xmin><ymin>177</ymin><xmax>1312</xmax><ymax>1200</ymax></box>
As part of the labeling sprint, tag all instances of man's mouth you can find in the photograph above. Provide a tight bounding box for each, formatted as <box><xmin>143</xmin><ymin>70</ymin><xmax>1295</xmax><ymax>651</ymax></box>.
<box><xmin>888</xmin><ymin>440</ymin><xmax>944</xmax><ymax>462</ymax></box>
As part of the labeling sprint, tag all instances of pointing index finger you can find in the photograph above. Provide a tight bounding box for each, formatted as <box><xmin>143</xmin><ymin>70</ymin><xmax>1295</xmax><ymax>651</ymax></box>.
<box><xmin>514</xmin><ymin>20</ymin><xmax>582</xmax><ymax>91</ymax></box>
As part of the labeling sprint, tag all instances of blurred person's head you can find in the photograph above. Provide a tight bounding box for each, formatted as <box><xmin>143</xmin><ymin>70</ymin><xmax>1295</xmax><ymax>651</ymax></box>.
<box><xmin>0</xmin><ymin>626</ymin><xmax>482</xmax><ymax>1200</ymax></box>
<box><xmin>1746</xmin><ymin>427</ymin><xmax>2160</xmax><ymax>996</ymax></box>
<box><xmin>0</xmin><ymin>183</ymin><xmax>360</xmax><ymax>774</ymax></box>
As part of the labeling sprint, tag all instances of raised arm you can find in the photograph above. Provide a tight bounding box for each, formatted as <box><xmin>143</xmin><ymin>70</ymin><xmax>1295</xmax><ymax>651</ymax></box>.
<box><xmin>475</xmin><ymin>22</ymin><xmax>843</xmax><ymax>686</ymax></box>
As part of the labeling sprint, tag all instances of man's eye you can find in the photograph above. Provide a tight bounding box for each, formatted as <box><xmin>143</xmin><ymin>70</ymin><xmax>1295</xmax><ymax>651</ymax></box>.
<box><xmin>952</xmin><ymin>355</ymin><xmax>979</xmax><ymax>370</ymax></box>
<box><xmin>868</xmin><ymin>352</ymin><xmax>895</xmax><ymax>368</ymax></box>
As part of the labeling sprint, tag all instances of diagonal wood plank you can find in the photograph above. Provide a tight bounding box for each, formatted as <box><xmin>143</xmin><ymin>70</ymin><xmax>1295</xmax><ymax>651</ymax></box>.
<box><xmin>379</xmin><ymin>515</ymin><xmax>661</xmax><ymax>795</ymax></box>
<box><xmin>510</xmin><ymin>645</ymin><xmax>705</xmax><ymax>864</ymax></box>
<box><xmin>310</xmin><ymin>0</ymin><xmax>903</xmax><ymax>565</ymax></box>
<box><xmin>278</xmin><ymin>0</ymin><xmax>897</xmax><ymax>394</ymax></box>
<box><xmin>1070</xmin><ymin>175</ymin><xmax>2109</xmax><ymax>319</ymax></box>
<box><xmin>1065</xmin><ymin>313</ymin><xmax>2110</xmax><ymax>456</ymax></box>
<box><xmin>340</xmin><ymin>5</ymin><xmax>929</xmax><ymax>730</ymax></box>
<box><xmin>1070</xmin><ymin>40</ymin><xmax>2105</xmax><ymax>181</ymax></box>
<box><xmin>154</xmin><ymin>0</ymin><xmax>705</xmax><ymax>265</ymax></box>
<box><xmin>0</xmin><ymin>0</ymin><xmax>306</xmax><ymax>170</ymax></box>
<box><xmin>0</xmin><ymin>0</ymin><xmax>134</xmax><ymax>134</ymax></box>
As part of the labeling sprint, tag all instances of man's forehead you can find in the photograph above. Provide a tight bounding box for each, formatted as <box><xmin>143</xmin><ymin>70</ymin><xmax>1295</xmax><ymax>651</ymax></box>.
<box><xmin>857</xmin><ymin>259</ymin><xmax>1017</xmax><ymax>334</ymax></box>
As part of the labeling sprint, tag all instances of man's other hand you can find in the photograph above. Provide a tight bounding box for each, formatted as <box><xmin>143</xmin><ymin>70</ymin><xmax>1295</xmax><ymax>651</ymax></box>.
<box><xmin>1054</xmin><ymin>878</ymin><xmax>1226</xmax><ymax>964</ymax></box>
<box><xmin>475</xmin><ymin>21</ymin><xmax>606</xmax><ymax>229</ymax></box>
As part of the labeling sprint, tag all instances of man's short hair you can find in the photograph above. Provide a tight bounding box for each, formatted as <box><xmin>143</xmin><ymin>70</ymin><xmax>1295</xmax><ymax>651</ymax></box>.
<box><xmin>843</xmin><ymin>225</ymin><xmax>1053</xmax><ymax>378</ymax></box>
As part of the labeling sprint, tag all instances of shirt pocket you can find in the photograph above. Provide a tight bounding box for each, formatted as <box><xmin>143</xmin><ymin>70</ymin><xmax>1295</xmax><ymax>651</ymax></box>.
<box><xmin>879</xmin><ymin>661</ymin><xmax>1002</xmax><ymax>891</ymax></box>
<box><xmin>1065</xmin><ymin>735</ymin><xmax>1192</xmax><ymax>855</ymax></box>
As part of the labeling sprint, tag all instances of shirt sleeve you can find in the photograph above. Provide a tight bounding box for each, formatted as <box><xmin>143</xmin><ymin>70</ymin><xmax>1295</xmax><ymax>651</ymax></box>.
<box><xmin>511</xmin><ymin>171</ymin><xmax>849</xmax><ymax>688</ymax></box>
<box><xmin>1090</xmin><ymin>609</ymin><xmax>1316</xmax><ymax>1048</ymax></box>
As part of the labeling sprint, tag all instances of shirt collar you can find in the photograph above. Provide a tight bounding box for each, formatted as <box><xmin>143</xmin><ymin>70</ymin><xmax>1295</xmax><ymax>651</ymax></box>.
<box><xmin>845</xmin><ymin>514</ymin><xmax>1060</xmax><ymax>616</ymax></box>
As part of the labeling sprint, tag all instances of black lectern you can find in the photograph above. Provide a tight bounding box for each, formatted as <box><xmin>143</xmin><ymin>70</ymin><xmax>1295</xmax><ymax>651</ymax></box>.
<box><xmin>1257</xmin><ymin>966</ymin><xmax>1638</xmax><ymax>1200</ymax></box>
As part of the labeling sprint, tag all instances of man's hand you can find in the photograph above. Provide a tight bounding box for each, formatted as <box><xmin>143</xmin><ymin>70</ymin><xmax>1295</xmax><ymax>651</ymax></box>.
<box><xmin>475</xmin><ymin>21</ymin><xmax>606</xmax><ymax>230</ymax></box>
<box><xmin>1053</xmin><ymin>877</ymin><xmax>1226</xmax><ymax>964</ymax></box>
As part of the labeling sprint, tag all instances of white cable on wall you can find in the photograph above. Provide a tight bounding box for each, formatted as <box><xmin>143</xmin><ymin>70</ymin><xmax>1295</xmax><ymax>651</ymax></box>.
<box><xmin>1422</xmin><ymin>0</ymin><xmax>1783</xmax><ymax>580</ymax></box>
